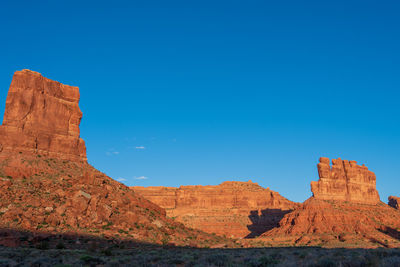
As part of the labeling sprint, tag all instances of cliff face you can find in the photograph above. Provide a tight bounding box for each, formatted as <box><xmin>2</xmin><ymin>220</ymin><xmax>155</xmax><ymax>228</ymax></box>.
<box><xmin>389</xmin><ymin>196</ymin><xmax>399</xmax><ymax>210</ymax></box>
<box><xmin>0</xmin><ymin>70</ymin><xmax>231</xmax><ymax>248</ymax></box>
<box><xmin>310</xmin><ymin>157</ymin><xmax>380</xmax><ymax>204</ymax></box>
<box><xmin>132</xmin><ymin>181</ymin><xmax>298</xmax><ymax>238</ymax></box>
<box><xmin>259</xmin><ymin>158</ymin><xmax>400</xmax><ymax>248</ymax></box>
<box><xmin>0</xmin><ymin>70</ymin><xmax>86</xmax><ymax>161</ymax></box>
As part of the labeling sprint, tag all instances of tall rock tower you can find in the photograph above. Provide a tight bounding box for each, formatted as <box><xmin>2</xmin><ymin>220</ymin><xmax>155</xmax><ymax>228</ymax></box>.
<box><xmin>310</xmin><ymin>157</ymin><xmax>380</xmax><ymax>204</ymax></box>
<box><xmin>0</xmin><ymin>69</ymin><xmax>87</xmax><ymax>161</ymax></box>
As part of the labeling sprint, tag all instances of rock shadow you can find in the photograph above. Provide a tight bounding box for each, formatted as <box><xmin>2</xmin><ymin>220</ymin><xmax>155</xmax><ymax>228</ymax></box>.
<box><xmin>245</xmin><ymin>208</ymin><xmax>292</xmax><ymax>238</ymax></box>
<box><xmin>0</xmin><ymin>228</ymin><xmax>167</xmax><ymax>250</ymax></box>
<box><xmin>378</xmin><ymin>226</ymin><xmax>400</xmax><ymax>242</ymax></box>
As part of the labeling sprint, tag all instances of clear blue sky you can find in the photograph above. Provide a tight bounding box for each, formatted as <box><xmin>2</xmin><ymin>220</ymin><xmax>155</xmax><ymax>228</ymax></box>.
<box><xmin>0</xmin><ymin>1</ymin><xmax>399</xmax><ymax>202</ymax></box>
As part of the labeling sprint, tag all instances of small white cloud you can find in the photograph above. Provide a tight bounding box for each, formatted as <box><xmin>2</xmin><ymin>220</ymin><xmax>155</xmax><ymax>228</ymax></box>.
<box><xmin>117</xmin><ymin>177</ymin><xmax>127</xmax><ymax>182</ymax></box>
<box><xmin>106</xmin><ymin>150</ymin><xmax>120</xmax><ymax>156</ymax></box>
<box><xmin>135</xmin><ymin>176</ymin><xmax>148</xmax><ymax>180</ymax></box>
<box><xmin>135</xmin><ymin>146</ymin><xmax>145</xmax><ymax>150</ymax></box>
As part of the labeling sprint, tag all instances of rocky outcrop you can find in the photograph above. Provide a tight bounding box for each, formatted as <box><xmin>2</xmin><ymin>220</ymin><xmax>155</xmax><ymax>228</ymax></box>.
<box><xmin>0</xmin><ymin>70</ymin><xmax>232</xmax><ymax>248</ymax></box>
<box><xmin>260</xmin><ymin>198</ymin><xmax>400</xmax><ymax>248</ymax></box>
<box><xmin>0</xmin><ymin>70</ymin><xmax>86</xmax><ymax>161</ymax></box>
<box><xmin>258</xmin><ymin>158</ymin><xmax>400</xmax><ymax>248</ymax></box>
<box><xmin>310</xmin><ymin>157</ymin><xmax>380</xmax><ymax>204</ymax></box>
<box><xmin>132</xmin><ymin>181</ymin><xmax>298</xmax><ymax>238</ymax></box>
<box><xmin>0</xmin><ymin>154</ymin><xmax>234</xmax><ymax>247</ymax></box>
<box><xmin>389</xmin><ymin>196</ymin><xmax>399</xmax><ymax>210</ymax></box>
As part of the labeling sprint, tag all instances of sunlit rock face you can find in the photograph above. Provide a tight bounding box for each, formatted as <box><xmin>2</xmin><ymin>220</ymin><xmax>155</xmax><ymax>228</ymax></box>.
<box><xmin>0</xmin><ymin>70</ymin><xmax>230</xmax><ymax>248</ymax></box>
<box><xmin>132</xmin><ymin>181</ymin><xmax>299</xmax><ymax>238</ymax></box>
<box><xmin>310</xmin><ymin>157</ymin><xmax>380</xmax><ymax>204</ymax></box>
<box><xmin>259</xmin><ymin>158</ymin><xmax>400</xmax><ymax>248</ymax></box>
<box><xmin>0</xmin><ymin>69</ymin><xmax>87</xmax><ymax>161</ymax></box>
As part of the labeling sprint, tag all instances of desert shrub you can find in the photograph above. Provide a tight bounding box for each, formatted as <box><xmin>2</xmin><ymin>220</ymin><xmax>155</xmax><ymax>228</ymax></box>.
<box><xmin>380</xmin><ymin>256</ymin><xmax>400</xmax><ymax>267</ymax></box>
<box><xmin>19</xmin><ymin>235</ymin><xmax>29</xmax><ymax>242</ymax></box>
<box><xmin>244</xmin><ymin>256</ymin><xmax>262</xmax><ymax>267</ymax></box>
<box><xmin>80</xmin><ymin>255</ymin><xmax>104</xmax><ymax>265</ymax></box>
<box><xmin>314</xmin><ymin>257</ymin><xmax>336</xmax><ymax>267</ymax></box>
<box><xmin>205</xmin><ymin>253</ymin><xmax>231</xmax><ymax>266</ymax></box>
<box><xmin>55</xmin><ymin>241</ymin><xmax>65</xmax><ymax>249</ymax></box>
<box><xmin>298</xmin><ymin>251</ymin><xmax>308</xmax><ymax>259</ymax></box>
<box><xmin>258</xmin><ymin>255</ymin><xmax>280</xmax><ymax>266</ymax></box>
<box><xmin>117</xmin><ymin>243</ymin><xmax>125</xmax><ymax>249</ymax></box>
<box><xmin>337</xmin><ymin>258</ymin><xmax>364</xmax><ymax>267</ymax></box>
<box><xmin>132</xmin><ymin>254</ymin><xmax>152</xmax><ymax>266</ymax></box>
<box><xmin>0</xmin><ymin>259</ymin><xmax>17</xmax><ymax>266</ymax></box>
<box><xmin>88</xmin><ymin>241</ymin><xmax>99</xmax><ymax>252</ymax></box>
<box><xmin>101</xmin><ymin>247</ymin><xmax>113</xmax><ymax>256</ymax></box>
<box><xmin>363</xmin><ymin>254</ymin><xmax>380</xmax><ymax>267</ymax></box>
<box><xmin>168</xmin><ymin>258</ymin><xmax>185</xmax><ymax>264</ymax></box>
<box><xmin>31</xmin><ymin>256</ymin><xmax>56</xmax><ymax>266</ymax></box>
<box><xmin>373</xmin><ymin>248</ymin><xmax>391</xmax><ymax>258</ymax></box>
<box><xmin>181</xmin><ymin>254</ymin><xmax>195</xmax><ymax>262</ymax></box>
<box><xmin>269</xmin><ymin>252</ymin><xmax>283</xmax><ymax>260</ymax></box>
<box><xmin>333</xmin><ymin>248</ymin><xmax>345</xmax><ymax>257</ymax></box>
<box><xmin>105</xmin><ymin>259</ymin><xmax>120</xmax><ymax>267</ymax></box>
<box><xmin>393</xmin><ymin>250</ymin><xmax>400</xmax><ymax>257</ymax></box>
<box><xmin>35</xmin><ymin>241</ymin><xmax>49</xmax><ymax>250</ymax></box>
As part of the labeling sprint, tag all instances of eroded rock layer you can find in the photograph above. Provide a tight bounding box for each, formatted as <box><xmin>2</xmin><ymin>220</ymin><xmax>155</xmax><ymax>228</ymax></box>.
<box><xmin>258</xmin><ymin>158</ymin><xmax>400</xmax><ymax>248</ymax></box>
<box><xmin>0</xmin><ymin>70</ymin><xmax>231</xmax><ymax>248</ymax></box>
<box><xmin>389</xmin><ymin>196</ymin><xmax>400</xmax><ymax>210</ymax></box>
<box><xmin>311</xmin><ymin>157</ymin><xmax>380</xmax><ymax>204</ymax></box>
<box><xmin>132</xmin><ymin>181</ymin><xmax>298</xmax><ymax>238</ymax></box>
<box><xmin>260</xmin><ymin>198</ymin><xmax>400</xmax><ymax>248</ymax></box>
<box><xmin>0</xmin><ymin>70</ymin><xmax>86</xmax><ymax>161</ymax></box>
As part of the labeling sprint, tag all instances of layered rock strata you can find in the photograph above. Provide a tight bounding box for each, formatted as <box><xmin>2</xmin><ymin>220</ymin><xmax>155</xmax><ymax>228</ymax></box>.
<box><xmin>260</xmin><ymin>198</ymin><xmax>400</xmax><ymax>248</ymax></box>
<box><xmin>132</xmin><ymin>181</ymin><xmax>298</xmax><ymax>238</ymax></box>
<box><xmin>310</xmin><ymin>157</ymin><xmax>380</xmax><ymax>204</ymax></box>
<box><xmin>0</xmin><ymin>70</ymin><xmax>86</xmax><ymax>161</ymax></box>
<box><xmin>259</xmin><ymin>158</ymin><xmax>400</xmax><ymax>248</ymax></box>
<box><xmin>0</xmin><ymin>70</ymin><xmax>231</xmax><ymax>248</ymax></box>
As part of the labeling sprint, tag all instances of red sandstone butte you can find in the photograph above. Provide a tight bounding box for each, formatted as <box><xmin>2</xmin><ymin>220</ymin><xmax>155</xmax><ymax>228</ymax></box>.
<box><xmin>132</xmin><ymin>181</ymin><xmax>299</xmax><ymax>238</ymax></box>
<box><xmin>310</xmin><ymin>157</ymin><xmax>380</xmax><ymax>204</ymax></box>
<box><xmin>0</xmin><ymin>70</ymin><xmax>86</xmax><ymax>161</ymax></box>
<box><xmin>0</xmin><ymin>70</ymin><xmax>231</xmax><ymax>248</ymax></box>
<box><xmin>389</xmin><ymin>196</ymin><xmax>399</xmax><ymax>210</ymax></box>
<box><xmin>259</xmin><ymin>158</ymin><xmax>400</xmax><ymax>248</ymax></box>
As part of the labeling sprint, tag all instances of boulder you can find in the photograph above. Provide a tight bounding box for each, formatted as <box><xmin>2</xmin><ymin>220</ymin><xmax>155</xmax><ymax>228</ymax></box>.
<box><xmin>389</xmin><ymin>196</ymin><xmax>399</xmax><ymax>210</ymax></box>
